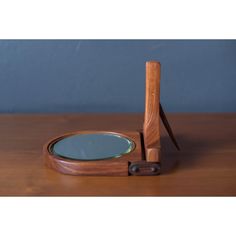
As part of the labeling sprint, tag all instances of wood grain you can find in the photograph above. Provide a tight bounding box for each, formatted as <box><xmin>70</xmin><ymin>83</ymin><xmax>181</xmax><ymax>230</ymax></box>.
<box><xmin>44</xmin><ymin>131</ymin><xmax>142</xmax><ymax>176</ymax></box>
<box><xmin>143</xmin><ymin>61</ymin><xmax>161</xmax><ymax>162</ymax></box>
<box><xmin>0</xmin><ymin>113</ymin><xmax>236</xmax><ymax>196</ymax></box>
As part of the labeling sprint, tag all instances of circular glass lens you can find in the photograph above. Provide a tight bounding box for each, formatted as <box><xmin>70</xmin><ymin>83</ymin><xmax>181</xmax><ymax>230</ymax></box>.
<box><xmin>51</xmin><ymin>133</ymin><xmax>135</xmax><ymax>161</ymax></box>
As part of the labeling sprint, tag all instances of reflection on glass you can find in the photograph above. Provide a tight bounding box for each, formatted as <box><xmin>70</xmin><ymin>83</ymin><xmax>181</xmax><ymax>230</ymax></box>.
<box><xmin>51</xmin><ymin>133</ymin><xmax>135</xmax><ymax>161</ymax></box>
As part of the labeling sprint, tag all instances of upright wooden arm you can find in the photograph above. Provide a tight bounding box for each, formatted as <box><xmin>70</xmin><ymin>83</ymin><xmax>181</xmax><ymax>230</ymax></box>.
<box><xmin>143</xmin><ymin>61</ymin><xmax>161</xmax><ymax>162</ymax></box>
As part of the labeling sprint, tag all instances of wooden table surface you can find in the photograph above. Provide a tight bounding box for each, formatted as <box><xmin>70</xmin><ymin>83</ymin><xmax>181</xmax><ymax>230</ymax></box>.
<box><xmin>0</xmin><ymin>113</ymin><xmax>235</xmax><ymax>196</ymax></box>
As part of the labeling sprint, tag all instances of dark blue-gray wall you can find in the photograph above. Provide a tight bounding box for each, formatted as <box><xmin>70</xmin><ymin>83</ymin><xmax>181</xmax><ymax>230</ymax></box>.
<box><xmin>0</xmin><ymin>40</ymin><xmax>235</xmax><ymax>113</ymax></box>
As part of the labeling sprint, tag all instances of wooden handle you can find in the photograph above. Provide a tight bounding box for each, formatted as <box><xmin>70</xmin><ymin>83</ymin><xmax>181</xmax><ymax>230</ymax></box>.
<box><xmin>143</xmin><ymin>61</ymin><xmax>161</xmax><ymax>162</ymax></box>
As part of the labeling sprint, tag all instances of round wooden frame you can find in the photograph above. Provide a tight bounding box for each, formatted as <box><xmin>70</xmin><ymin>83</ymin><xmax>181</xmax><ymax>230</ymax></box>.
<box><xmin>43</xmin><ymin>130</ymin><xmax>142</xmax><ymax>176</ymax></box>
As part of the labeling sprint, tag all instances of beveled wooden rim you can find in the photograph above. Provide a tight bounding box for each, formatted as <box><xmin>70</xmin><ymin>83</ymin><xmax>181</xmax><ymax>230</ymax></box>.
<box><xmin>45</xmin><ymin>130</ymin><xmax>136</xmax><ymax>163</ymax></box>
<box><xmin>43</xmin><ymin>130</ymin><xmax>142</xmax><ymax>176</ymax></box>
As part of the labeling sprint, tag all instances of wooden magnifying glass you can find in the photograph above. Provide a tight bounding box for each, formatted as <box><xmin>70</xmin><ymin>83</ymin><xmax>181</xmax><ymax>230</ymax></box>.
<box><xmin>43</xmin><ymin>61</ymin><xmax>179</xmax><ymax>176</ymax></box>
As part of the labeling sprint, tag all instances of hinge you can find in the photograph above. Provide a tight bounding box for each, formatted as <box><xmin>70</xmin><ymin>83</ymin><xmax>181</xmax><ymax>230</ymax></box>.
<box><xmin>129</xmin><ymin>161</ymin><xmax>161</xmax><ymax>176</ymax></box>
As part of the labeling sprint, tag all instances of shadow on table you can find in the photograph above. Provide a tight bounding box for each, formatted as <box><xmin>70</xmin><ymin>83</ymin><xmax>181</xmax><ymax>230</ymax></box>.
<box><xmin>161</xmin><ymin>132</ymin><xmax>236</xmax><ymax>174</ymax></box>
<box><xmin>160</xmin><ymin>134</ymin><xmax>207</xmax><ymax>174</ymax></box>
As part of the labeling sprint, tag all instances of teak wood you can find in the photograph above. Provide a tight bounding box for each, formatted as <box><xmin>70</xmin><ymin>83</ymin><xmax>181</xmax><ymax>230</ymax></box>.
<box><xmin>44</xmin><ymin>131</ymin><xmax>142</xmax><ymax>176</ymax></box>
<box><xmin>143</xmin><ymin>61</ymin><xmax>161</xmax><ymax>162</ymax></box>
<box><xmin>44</xmin><ymin>61</ymin><xmax>163</xmax><ymax>176</ymax></box>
